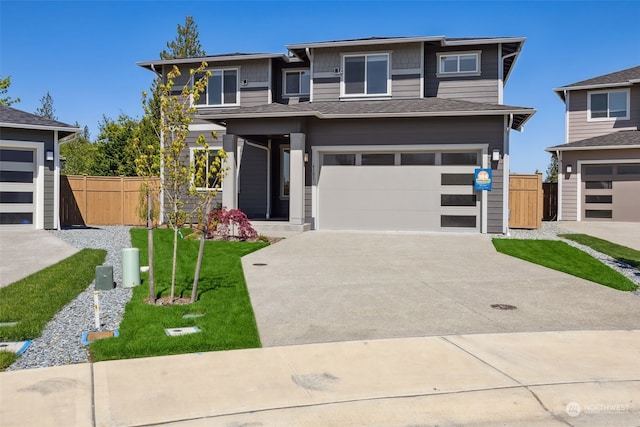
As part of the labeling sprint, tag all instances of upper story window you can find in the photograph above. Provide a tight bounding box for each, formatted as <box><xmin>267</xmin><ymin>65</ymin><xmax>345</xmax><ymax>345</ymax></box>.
<box><xmin>342</xmin><ymin>53</ymin><xmax>390</xmax><ymax>97</ymax></box>
<box><xmin>437</xmin><ymin>51</ymin><xmax>481</xmax><ymax>76</ymax></box>
<box><xmin>196</xmin><ymin>68</ymin><xmax>239</xmax><ymax>106</ymax></box>
<box><xmin>588</xmin><ymin>89</ymin><xmax>629</xmax><ymax>120</ymax></box>
<box><xmin>283</xmin><ymin>70</ymin><xmax>310</xmax><ymax>97</ymax></box>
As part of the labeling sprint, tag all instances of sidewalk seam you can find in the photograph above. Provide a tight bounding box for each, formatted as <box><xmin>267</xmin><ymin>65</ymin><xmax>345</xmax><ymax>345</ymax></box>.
<box><xmin>90</xmin><ymin>362</ymin><xmax>96</xmax><ymax>427</ymax></box>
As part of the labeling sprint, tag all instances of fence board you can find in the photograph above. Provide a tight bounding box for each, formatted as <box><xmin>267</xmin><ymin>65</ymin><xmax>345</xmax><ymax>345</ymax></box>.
<box><xmin>60</xmin><ymin>176</ymin><xmax>160</xmax><ymax>226</ymax></box>
<box><xmin>509</xmin><ymin>174</ymin><xmax>543</xmax><ymax>229</ymax></box>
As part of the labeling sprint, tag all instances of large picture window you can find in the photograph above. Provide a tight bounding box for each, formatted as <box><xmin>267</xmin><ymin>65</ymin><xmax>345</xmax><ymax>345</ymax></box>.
<box><xmin>191</xmin><ymin>148</ymin><xmax>224</xmax><ymax>191</ymax></box>
<box><xmin>284</xmin><ymin>70</ymin><xmax>310</xmax><ymax>96</ymax></box>
<box><xmin>196</xmin><ymin>69</ymin><xmax>238</xmax><ymax>106</ymax></box>
<box><xmin>343</xmin><ymin>53</ymin><xmax>389</xmax><ymax>96</ymax></box>
<box><xmin>588</xmin><ymin>89</ymin><xmax>629</xmax><ymax>120</ymax></box>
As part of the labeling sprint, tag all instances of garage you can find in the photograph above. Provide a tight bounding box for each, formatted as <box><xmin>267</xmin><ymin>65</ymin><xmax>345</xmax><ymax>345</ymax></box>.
<box><xmin>0</xmin><ymin>146</ymin><xmax>40</xmax><ymax>227</ymax></box>
<box><xmin>581</xmin><ymin>162</ymin><xmax>640</xmax><ymax>222</ymax></box>
<box><xmin>315</xmin><ymin>148</ymin><xmax>483</xmax><ymax>232</ymax></box>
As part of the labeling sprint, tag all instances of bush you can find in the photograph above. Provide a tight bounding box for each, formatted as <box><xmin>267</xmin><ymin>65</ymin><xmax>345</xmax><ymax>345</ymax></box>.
<box><xmin>206</xmin><ymin>207</ymin><xmax>258</xmax><ymax>241</ymax></box>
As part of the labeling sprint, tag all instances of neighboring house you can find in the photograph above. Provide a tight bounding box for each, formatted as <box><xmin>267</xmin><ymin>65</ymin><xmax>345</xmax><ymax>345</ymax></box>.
<box><xmin>0</xmin><ymin>105</ymin><xmax>79</xmax><ymax>229</ymax></box>
<box><xmin>548</xmin><ymin>65</ymin><xmax>640</xmax><ymax>222</ymax></box>
<box><xmin>138</xmin><ymin>35</ymin><xmax>535</xmax><ymax>234</ymax></box>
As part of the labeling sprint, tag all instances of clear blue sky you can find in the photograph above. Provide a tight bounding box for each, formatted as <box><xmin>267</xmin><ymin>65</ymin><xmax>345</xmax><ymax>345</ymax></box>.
<box><xmin>2</xmin><ymin>0</ymin><xmax>639</xmax><ymax>174</ymax></box>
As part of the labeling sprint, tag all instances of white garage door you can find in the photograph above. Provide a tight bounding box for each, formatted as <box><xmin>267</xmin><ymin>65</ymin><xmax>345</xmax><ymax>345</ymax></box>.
<box><xmin>317</xmin><ymin>150</ymin><xmax>481</xmax><ymax>232</ymax></box>
<box><xmin>0</xmin><ymin>148</ymin><xmax>36</xmax><ymax>226</ymax></box>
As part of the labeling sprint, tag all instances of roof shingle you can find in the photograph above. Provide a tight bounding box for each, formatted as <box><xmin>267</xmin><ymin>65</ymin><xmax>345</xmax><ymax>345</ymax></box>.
<box><xmin>546</xmin><ymin>130</ymin><xmax>640</xmax><ymax>151</ymax></box>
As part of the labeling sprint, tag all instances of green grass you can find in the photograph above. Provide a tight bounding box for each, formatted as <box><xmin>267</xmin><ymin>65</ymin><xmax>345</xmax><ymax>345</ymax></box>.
<box><xmin>89</xmin><ymin>228</ymin><xmax>269</xmax><ymax>362</ymax></box>
<box><xmin>492</xmin><ymin>239</ymin><xmax>638</xmax><ymax>292</ymax></box>
<box><xmin>558</xmin><ymin>233</ymin><xmax>640</xmax><ymax>269</ymax></box>
<box><xmin>0</xmin><ymin>248</ymin><xmax>106</xmax><ymax>371</ymax></box>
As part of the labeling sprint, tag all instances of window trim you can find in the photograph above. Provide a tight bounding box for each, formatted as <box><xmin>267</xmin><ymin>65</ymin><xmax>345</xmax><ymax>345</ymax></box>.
<box><xmin>189</xmin><ymin>146</ymin><xmax>224</xmax><ymax>192</ymax></box>
<box><xmin>436</xmin><ymin>51</ymin><xmax>481</xmax><ymax>77</ymax></box>
<box><xmin>282</xmin><ymin>69</ymin><xmax>310</xmax><ymax>97</ymax></box>
<box><xmin>197</xmin><ymin>67</ymin><xmax>240</xmax><ymax>107</ymax></box>
<box><xmin>340</xmin><ymin>52</ymin><xmax>391</xmax><ymax>98</ymax></box>
<box><xmin>587</xmin><ymin>88</ymin><xmax>630</xmax><ymax>121</ymax></box>
<box><xmin>280</xmin><ymin>145</ymin><xmax>290</xmax><ymax>200</ymax></box>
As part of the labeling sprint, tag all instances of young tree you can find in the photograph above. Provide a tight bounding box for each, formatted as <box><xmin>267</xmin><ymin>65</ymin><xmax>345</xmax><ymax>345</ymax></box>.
<box><xmin>35</xmin><ymin>91</ymin><xmax>57</xmax><ymax>119</ymax></box>
<box><xmin>0</xmin><ymin>75</ymin><xmax>20</xmax><ymax>106</ymax></box>
<box><xmin>545</xmin><ymin>154</ymin><xmax>559</xmax><ymax>183</ymax></box>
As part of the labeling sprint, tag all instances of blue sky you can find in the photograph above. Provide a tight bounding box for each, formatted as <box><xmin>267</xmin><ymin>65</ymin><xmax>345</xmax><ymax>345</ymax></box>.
<box><xmin>1</xmin><ymin>0</ymin><xmax>639</xmax><ymax>174</ymax></box>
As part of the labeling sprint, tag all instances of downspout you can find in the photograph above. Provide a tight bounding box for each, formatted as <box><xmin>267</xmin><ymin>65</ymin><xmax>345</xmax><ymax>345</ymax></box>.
<box><xmin>556</xmin><ymin>149</ymin><xmax>562</xmax><ymax>221</ymax></box>
<box><xmin>54</xmin><ymin>130</ymin><xmax>60</xmax><ymax>230</ymax></box>
<box><xmin>503</xmin><ymin>114</ymin><xmax>513</xmax><ymax>235</ymax></box>
<box><xmin>151</xmin><ymin>63</ymin><xmax>165</xmax><ymax>224</ymax></box>
<box><xmin>245</xmin><ymin>140</ymin><xmax>271</xmax><ymax>219</ymax></box>
<box><xmin>306</xmin><ymin>48</ymin><xmax>313</xmax><ymax>102</ymax></box>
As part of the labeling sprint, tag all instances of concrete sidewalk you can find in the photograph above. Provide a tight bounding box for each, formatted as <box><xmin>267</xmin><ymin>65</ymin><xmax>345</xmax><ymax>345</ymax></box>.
<box><xmin>1</xmin><ymin>330</ymin><xmax>638</xmax><ymax>426</ymax></box>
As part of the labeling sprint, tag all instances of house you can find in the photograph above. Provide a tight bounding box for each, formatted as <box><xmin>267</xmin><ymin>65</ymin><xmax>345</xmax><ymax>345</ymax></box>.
<box><xmin>548</xmin><ymin>65</ymin><xmax>640</xmax><ymax>222</ymax></box>
<box><xmin>138</xmin><ymin>35</ymin><xmax>535</xmax><ymax>234</ymax></box>
<box><xmin>0</xmin><ymin>105</ymin><xmax>79</xmax><ymax>229</ymax></box>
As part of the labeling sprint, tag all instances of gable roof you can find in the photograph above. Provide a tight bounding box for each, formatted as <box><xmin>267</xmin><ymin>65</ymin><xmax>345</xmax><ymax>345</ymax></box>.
<box><xmin>554</xmin><ymin>65</ymin><xmax>640</xmax><ymax>102</ymax></box>
<box><xmin>0</xmin><ymin>105</ymin><xmax>79</xmax><ymax>137</ymax></box>
<box><xmin>546</xmin><ymin>130</ymin><xmax>640</xmax><ymax>152</ymax></box>
<box><xmin>137</xmin><ymin>53</ymin><xmax>294</xmax><ymax>74</ymax></box>
<box><xmin>197</xmin><ymin>98</ymin><xmax>535</xmax><ymax>131</ymax></box>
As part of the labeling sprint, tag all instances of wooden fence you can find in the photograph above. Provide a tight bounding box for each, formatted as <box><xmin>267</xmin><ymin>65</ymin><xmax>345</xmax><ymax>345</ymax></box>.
<box><xmin>60</xmin><ymin>175</ymin><xmax>160</xmax><ymax>226</ymax></box>
<box><xmin>509</xmin><ymin>173</ymin><xmax>543</xmax><ymax>229</ymax></box>
<box><xmin>542</xmin><ymin>182</ymin><xmax>558</xmax><ymax>221</ymax></box>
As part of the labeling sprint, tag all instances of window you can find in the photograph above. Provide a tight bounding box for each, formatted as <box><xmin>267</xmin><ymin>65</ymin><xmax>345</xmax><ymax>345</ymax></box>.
<box><xmin>441</xmin><ymin>152</ymin><xmax>478</xmax><ymax>166</ymax></box>
<box><xmin>585</xmin><ymin>181</ymin><xmax>612</xmax><ymax>189</ymax></box>
<box><xmin>401</xmin><ymin>153</ymin><xmax>436</xmax><ymax>165</ymax></box>
<box><xmin>343</xmin><ymin>53</ymin><xmax>389</xmax><ymax>96</ymax></box>
<box><xmin>361</xmin><ymin>153</ymin><xmax>394</xmax><ymax>165</ymax></box>
<box><xmin>441</xmin><ymin>215</ymin><xmax>476</xmax><ymax>228</ymax></box>
<box><xmin>585</xmin><ymin>210</ymin><xmax>612</xmax><ymax>219</ymax></box>
<box><xmin>585</xmin><ymin>195</ymin><xmax>612</xmax><ymax>204</ymax></box>
<box><xmin>441</xmin><ymin>174</ymin><xmax>474</xmax><ymax>186</ymax></box>
<box><xmin>437</xmin><ymin>52</ymin><xmax>480</xmax><ymax>75</ymax></box>
<box><xmin>322</xmin><ymin>153</ymin><xmax>356</xmax><ymax>166</ymax></box>
<box><xmin>191</xmin><ymin>148</ymin><xmax>224</xmax><ymax>191</ymax></box>
<box><xmin>281</xmin><ymin>146</ymin><xmax>290</xmax><ymax>199</ymax></box>
<box><xmin>588</xmin><ymin>89</ymin><xmax>629</xmax><ymax>120</ymax></box>
<box><xmin>584</xmin><ymin>165</ymin><xmax>613</xmax><ymax>175</ymax></box>
<box><xmin>196</xmin><ymin>69</ymin><xmax>238</xmax><ymax>106</ymax></box>
<box><xmin>618</xmin><ymin>164</ymin><xmax>640</xmax><ymax>175</ymax></box>
<box><xmin>441</xmin><ymin>194</ymin><xmax>477</xmax><ymax>206</ymax></box>
<box><xmin>284</xmin><ymin>70</ymin><xmax>310</xmax><ymax>96</ymax></box>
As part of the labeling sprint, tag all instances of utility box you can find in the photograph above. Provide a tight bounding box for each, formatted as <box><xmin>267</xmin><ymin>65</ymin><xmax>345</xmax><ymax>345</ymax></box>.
<box><xmin>95</xmin><ymin>265</ymin><xmax>115</xmax><ymax>290</ymax></box>
<box><xmin>122</xmin><ymin>248</ymin><xmax>141</xmax><ymax>288</ymax></box>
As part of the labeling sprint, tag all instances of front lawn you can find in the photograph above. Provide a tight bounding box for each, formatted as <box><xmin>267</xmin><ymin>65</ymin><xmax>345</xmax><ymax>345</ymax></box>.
<box><xmin>0</xmin><ymin>248</ymin><xmax>106</xmax><ymax>370</ymax></box>
<box><xmin>90</xmin><ymin>228</ymin><xmax>269</xmax><ymax>362</ymax></box>
<box><xmin>492</xmin><ymin>239</ymin><xmax>638</xmax><ymax>292</ymax></box>
<box><xmin>558</xmin><ymin>233</ymin><xmax>640</xmax><ymax>269</ymax></box>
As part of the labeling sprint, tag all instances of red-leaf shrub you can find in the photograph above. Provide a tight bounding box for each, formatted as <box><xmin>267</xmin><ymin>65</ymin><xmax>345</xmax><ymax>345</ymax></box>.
<box><xmin>206</xmin><ymin>207</ymin><xmax>258</xmax><ymax>241</ymax></box>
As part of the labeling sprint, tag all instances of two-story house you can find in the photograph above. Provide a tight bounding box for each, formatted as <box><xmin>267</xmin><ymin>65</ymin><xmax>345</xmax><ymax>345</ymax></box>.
<box><xmin>548</xmin><ymin>66</ymin><xmax>640</xmax><ymax>222</ymax></box>
<box><xmin>138</xmin><ymin>36</ymin><xmax>535</xmax><ymax>234</ymax></box>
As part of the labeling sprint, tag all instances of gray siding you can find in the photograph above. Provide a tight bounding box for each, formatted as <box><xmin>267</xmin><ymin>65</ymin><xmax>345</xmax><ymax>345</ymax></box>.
<box><xmin>311</xmin><ymin>43</ymin><xmax>423</xmax><ymax>101</ymax></box>
<box><xmin>240</xmin><ymin>87</ymin><xmax>270</xmax><ymax>107</ymax></box>
<box><xmin>567</xmin><ymin>86</ymin><xmax>640</xmax><ymax>143</ymax></box>
<box><xmin>0</xmin><ymin>127</ymin><xmax>55</xmax><ymax>228</ymax></box>
<box><xmin>487</xmin><ymin>162</ymin><xmax>504</xmax><ymax>233</ymax></box>
<box><xmin>424</xmin><ymin>43</ymin><xmax>500</xmax><ymax>103</ymax></box>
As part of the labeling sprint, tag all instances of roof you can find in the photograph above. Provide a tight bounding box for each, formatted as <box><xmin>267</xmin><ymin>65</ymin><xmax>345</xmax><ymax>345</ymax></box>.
<box><xmin>554</xmin><ymin>65</ymin><xmax>640</xmax><ymax>101</ymax></box>
<box><xmin>546</xmin><ymin>130</ymin><xmax>640</xmax><ymax>152</ymax></box>
<box><xmin>197</xmin><ymin>98</ymin><xmax>535</xmax><ymax>131</ymax></box>
<box><xmin>0</xmin><ymin>105</ymin><xmax>79</xmax><ymax>137</ymax></box>
<box><xmin>137</xmin><ymin>53</ymin><xmax>293</xmax><ymax>73</ymax></box>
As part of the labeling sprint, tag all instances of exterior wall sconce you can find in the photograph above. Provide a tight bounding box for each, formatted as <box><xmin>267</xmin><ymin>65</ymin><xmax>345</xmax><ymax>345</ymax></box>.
<box><xmin>46</xmin><ymin>150</ymin><xmax>54</xmax><ymax>161</ymax></box>
<box><xmin>491</xmin><ymin>149</ymin><xmax>501</xmax><ymax>162</ymax></box>
<box><xmin>304</xmin><ymin>152</ymin><xmax>309</xmax><ymax>163</ymax></box>
<box><xmin>566</xmin><ymin>165</ymin><xmax>573</xmax><ymax>174</ymax></box>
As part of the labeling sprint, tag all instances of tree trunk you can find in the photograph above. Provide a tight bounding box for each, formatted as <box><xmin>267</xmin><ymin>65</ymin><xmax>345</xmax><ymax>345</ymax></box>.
<box><xmin>147</xmin><ymin>192</ymin><xmax>156</xmax><ymax>304</ymax></box>
<box><xmin>191</xmin><ymin>226</ymin><xmax>206</xmax><ymax>303</ymax></box>
<box><xmin>170</xmin><ymin>226</ymin><xmax>178</xmax><ymax>303</ymax></box>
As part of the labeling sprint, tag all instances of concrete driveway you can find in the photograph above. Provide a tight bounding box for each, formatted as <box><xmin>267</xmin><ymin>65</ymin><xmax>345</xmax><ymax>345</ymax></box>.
<box><xmin>242</xmin><ymin>231</ymin><xmax>640</xmax><ymax>347</ymax></box>
<box><xmin>559</xmin><ymin>221</ymin><xmax>640</xmax><ymax>250</ymax></box>
<box><xmin>0</xmin><ymin>229</ymin><xmax>78</xmax><ymax>288</ymax></box>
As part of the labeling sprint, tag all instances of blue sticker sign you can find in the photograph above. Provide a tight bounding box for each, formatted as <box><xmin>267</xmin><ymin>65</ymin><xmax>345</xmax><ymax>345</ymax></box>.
<box><xmin>474</xmin><ymin>168</ymin><xmax>492</xmax><ymax>191</ymax></box>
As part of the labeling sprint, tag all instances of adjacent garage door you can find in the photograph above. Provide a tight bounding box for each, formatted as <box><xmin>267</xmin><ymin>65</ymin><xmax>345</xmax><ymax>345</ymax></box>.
<box><xmin>317</xmin><ymin>150</ymin><xmax>481</xmax><ymax>232</ymax></box>
<box><xmin>0</xmin><ymin>148</ymin><xmax>37</xmax><ymax>226</ymax></box>
<box><xmin>582</xmin><ymin>163</ymin><xmax>640</xmax><ymax>222</ymax></box>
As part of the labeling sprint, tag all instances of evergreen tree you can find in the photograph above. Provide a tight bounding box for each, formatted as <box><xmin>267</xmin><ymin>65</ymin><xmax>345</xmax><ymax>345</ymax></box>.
<box><xmin>160</xmin><ymin>16</ymin><xmax>206</xmax><ymax>60</ymax></box>
<box><xmin>545</xmin><ymin>154</ymin><xmax>558</xmax><ymax>183</ymax></box>
<box><xmin>60</xmin><ymin>123</ymin><xmax>96</xmax><ymax>175</ymax></box>
<box><xmin>0</xmin><ymin>75</ymin><xmax>20</xmax><ymax>106</ymax></box>
<box><xmin>35</xmin><ymin>91</ymin><xmax>57</xmax><ymax>119</ymax></box>
<box><xmin>92</xmin><ymin>114</ymin><xmax>139</xmax><ymax>176</ymax></box>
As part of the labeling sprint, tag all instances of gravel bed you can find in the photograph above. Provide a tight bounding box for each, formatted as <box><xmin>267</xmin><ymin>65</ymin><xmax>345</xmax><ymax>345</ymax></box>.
<box><xmin>496</xmin><ymin>222</ymin><xmax>640</xmax><ymax>294</ymax></box>
<box><xmin>7</xmin><ymin>226</ymin><xmax>134</xmax><ymax>371</ymax></box>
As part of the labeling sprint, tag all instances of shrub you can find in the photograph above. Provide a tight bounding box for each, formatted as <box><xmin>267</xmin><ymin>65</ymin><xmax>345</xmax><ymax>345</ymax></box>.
<box><xmin>206</xmin><ymin>207</ymin><xmax>258</xmax><ymax>241</ymax></box>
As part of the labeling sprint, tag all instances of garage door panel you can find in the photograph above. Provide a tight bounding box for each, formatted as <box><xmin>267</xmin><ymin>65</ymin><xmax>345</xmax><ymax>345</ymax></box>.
<box><xmin>321</xmin><ymin>208</ymin><xmax>443</xmax><ymax>231</ymax></box>
<box><xmin>320</xmin><ymin>166</ymin><xmax>442</xmax><ymax>191</ymax></box>
<box><xmin>613</xmin><ymin>180</ymin><xmax>640</xmax><ymax>222</ymax></box>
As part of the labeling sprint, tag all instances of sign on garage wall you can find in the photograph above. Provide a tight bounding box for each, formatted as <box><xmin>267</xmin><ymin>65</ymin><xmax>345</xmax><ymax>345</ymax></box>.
<box><xmin>474</xmin><ymin>168</ymin><xmax>493</xmax><ymax>191</ymax></box>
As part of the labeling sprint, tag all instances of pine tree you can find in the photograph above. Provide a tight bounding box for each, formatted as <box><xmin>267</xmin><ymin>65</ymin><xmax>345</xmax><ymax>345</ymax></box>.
<box><xmin>160</xmin><ymin>16</ymin><xmax>206</xmax><ymax>60</ymax></box>
<box><xmin>35</xmin><ymin>91</ymin><xmax>57</xmax><ymax>119</ymax></box>
<box><xmin>545</xmin><ymin>155</ymin><xmax>558</xmax><ymax>183</ymax></box>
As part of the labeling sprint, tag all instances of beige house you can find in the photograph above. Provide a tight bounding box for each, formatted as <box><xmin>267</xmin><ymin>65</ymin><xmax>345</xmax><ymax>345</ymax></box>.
<box><xmin>548</xmin><ymin>66</ymin><xmax>640</xmax><ymax>222</ymax></box>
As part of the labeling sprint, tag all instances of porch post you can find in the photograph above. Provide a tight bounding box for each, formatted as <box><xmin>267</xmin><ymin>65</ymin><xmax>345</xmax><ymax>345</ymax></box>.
<box><xmin>222</xmin><ymin>134</ymin><xmax>238</xmax><ymax>210</ymax></box>
<box><xmin>289</xmin><ymin>133</ymin><xmax>306</xmax><ymax>225</ymax></box>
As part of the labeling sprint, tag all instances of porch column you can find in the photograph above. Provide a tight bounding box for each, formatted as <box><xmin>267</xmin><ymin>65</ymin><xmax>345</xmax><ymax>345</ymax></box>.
<box><xmin>289</xmin><ymin>133</ymin><xmax>306</xmax><ymax>225</ymax></box>
<box><xmin>222</xmin><ymin>134</ymin><xmax>238</xmax><ymax>210</ymax></box>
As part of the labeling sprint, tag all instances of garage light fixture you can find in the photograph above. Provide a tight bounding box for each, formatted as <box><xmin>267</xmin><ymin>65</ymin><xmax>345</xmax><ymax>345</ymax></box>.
<box><xmin>491</xmin><ymin>149</ymin><xmax>500</xmax><ymax>162</ymax></box>
<box><xmin>304</xmin><ymin>152</ymin><xmax>309</xmax><ymax>163</ymax></box>
<box><xmin>566</xmin><ymin>164</ymin><xmax>573</xmax><ymax>174</ymax></box>
<box><xmin>46</xmin><ymin>150</ymin><xmax>54</xmax><ymax>161</ymax></box>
